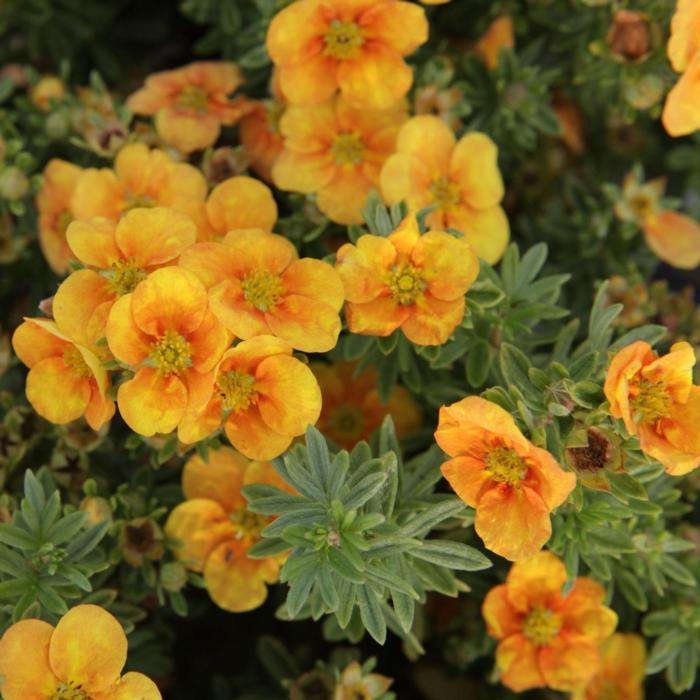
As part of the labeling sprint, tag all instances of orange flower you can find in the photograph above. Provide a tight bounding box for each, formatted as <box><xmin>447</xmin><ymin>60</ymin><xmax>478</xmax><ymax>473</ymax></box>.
<box><xmin>36</xmin><ymin>159</ymin><xmax>82</xmax><ymax>275</ymax></box>
<box><xmin>335</xmin><ymin>212</ymin><xmax>479</xmax><ymax>345</ymax></box>
<box><xmin>662</xmin><ymin>1</ymin><xmax>700</xmax><ymax>137</ymax></box>
<box><xmin>127</xmin><ymin>61</ymin><xmax>250</xmax><ymax>153</ymax></box>
<box><xmin>435</xmin><ymin>396</ymin><xmax>576</xmax><ymax>560</ymax></box>
<box><xmin>196</xmin><ymin>175</ymin><xmax>278</xmax><ymax>242</ymax></box>
<box><xmin>266</xmin><ymin>0</ymin><xmax>428</xmax><ymax>110</ymax></box>
<box><xmin>475</xmin><ymin>16</ymin><xmax>515</xmax><ymax>69</ymax></box>
<box><xmin>380</xmin><ymin>115</ymin><xmax>509</xmax><ymax>263</ymax></box>
<box><xmin>273</xmin><ymin>96</ymin><xmax>407</xmax><ymax>224</ymax></box>
<box><xmin>178</xmin><ymin>335</ymin><xmax>322</xmax><ymax>460</ymax></box>
<box><xmin>604</xmin><ymin>340</ymin><xmax>700</xmax><ymax>475</ymax></box>
<box><xmin>0</xmin><ymin>604</ymin><xmax>161</xmax><ymax>700</ymax></box>
<box><xmin>572</xmin><ymin>633</ymin><xmax>646</xmax><ymax>700</ymax></box>
<box><xmin>70</xmin><ymin>142</ymin><xmax>207</xmax><ymax>224</ymax></box>
<box><xmin>165</xmin><ymin>447</ymin><xmax>292</xmax><ymax>612</ymax></box>
<box><xmin>181</xmin><ymin>229</ymin><xmax>343</xmax><ymax>352</ymax></box>
<box><xmin>313</xmin><ymin>361</ymin><xmax>421</xmax><ymax>448</ymax></box>
<box><xmin>12</xmin><ymin>317</ymin><xmax>114</xmax><ymax>430</ymax></box>
<box><xmin>334</xmin><ymin>661</ymin><xmax>393</xmax><ymax>699</ymax></box>
<box><xmin>482</xmin><ymin>551</ymin><xmax>618</xmax><ymax>692</ymax></box>
<box><xmin>105</xmin><ymin>266</ymin><xmax>230</xmax><ymax>437</ymax></box>
<box><xmin>239</xmin><ymin>100</ymin><xmax>286</xmax><ymax>183</ymax></box>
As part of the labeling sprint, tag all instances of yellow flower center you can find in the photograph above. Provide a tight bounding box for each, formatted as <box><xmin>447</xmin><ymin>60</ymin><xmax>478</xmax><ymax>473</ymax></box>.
<box><xmin>109</xmin><ymin>258</ymin><xmax>148</xmax><ymax>296</ymax></box>
<box><xmin>628</xmin><ymin>192</ymin><xmax>655</xmax><ymax>222</ymax></box>
<box><xmin>331</xmin><ymin>133</ymin><xmax>365</xmax><ymax>166</ymax></box>
<box><xmin>229</xmin><ymin>505</ymin><xmax>268</xmax><ymax>541</ymax></box>
<box><xmin>324</xmin><ymin>20</ymin><xmax>364</xmax><ymax>60</ymax></box>
<box><xmin>329</xmin><ymin>404</ymin><xmax>364</xmax><ymax>441</ymax></box>
<box><xmin>241</xmin><ymin>270</ymin><xmax>283</xmax><ymax>312</ymax></box>
<box><xmin>485</xmin><ymin>446</ymin><xmax>528</xmax><ymax>486</ymax></box>
<box><xmin>176</xmin><ymin>84</ymin><xmax>210</xmax><ymax>114</ymax></box>
<box><xmin>51</xmin><ymin>683</ymin><xmax>92</xmax><ymax>700</ymax></box>
<box><xmin>523</xmin><ymin>607</ymin><xmax>562</xmax><ymax>646</ymax></box>
<box><xmin>630</xmin><ymin>378</ymin><xmax>672</xmax><ymax>423</ymax></box>
<box><xmin>62</xmin><ymin>345</ymin><xmax>92</xmax><ymax>379</ymax></box>
<box><xmin>387</xmin><ymin>264</ymin><xmax>425</xmax><ymax>305</ymax></box>
<box><xmin>217</xmin><ymin>370</ymin><xmax>257</xmax><ymax>412</ymax></box>
<box><xmin>430</xmin><ymin>175</ymin><xmax>461</xmax><ymax>211</ymax></box>
<box><xmin>151</xmin><ymin>331</ymin><xmax>192</xmax><ymax>375</ymax></box>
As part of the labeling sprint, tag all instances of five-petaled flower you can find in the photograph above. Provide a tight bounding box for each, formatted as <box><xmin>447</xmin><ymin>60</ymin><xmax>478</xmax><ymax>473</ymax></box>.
<box><xmin>0</xmin><ymin>604</ymin><xmax>162</xmax><ymax>700</ymax></box>
<box><xmin>381</xmin><ymin>115</ymin><xmax>510</xmax><ymax>263</ymax></box>
<box><xmin>482</xmin><ymin>551</ymin><xmax>618</xmax><ymax>692</ymax></box>
<box><xmin>105</xmin><ymin>266</ymin><xmax>230</xmax><ymax>437</ymax></box>
<box><xmin>335</xmin><ymin>212</ymin><xmax>479</xmax><ymax>345</ymax></box>
<box><xmin>127</xmin><ymin>61</ymin><xmax>251</xmax><ymax>153</ymax></box>
<box><xmin>12</xmin><ymin>317</ymin><xmax>114</xmax><ymax>430</ymax></box>
<box><xmin>273</xmin><ymin>95</ymin><xmax>407</xmax><ymax>224</ymax></box>
<box><xmin>178</xmin><ymin>335</ymin><xmax>322</xmax><ymax>460</ymax></box>
<box><xmin>434</xmin><ymin>396</ymin><xmax>576</xmax><ymax>560</ymax></box>
<box><xmin>166</xmin><ymin>447</ymin><xmax>293</xmax><ymax>612</ymax></box>
<box><xmin>313</xmin><ymin>361</ymin><xmax>421</xmax><ymax>449</ymax></box>
<box><xmin>180</xmin><ymin>229</ymin><xmax>344</xmax><ymax>353</ymax></box>
<box><xmin>604</xmin><ymin>340</ymin><xmax>700</xmax><ymax>475</ymax></box>
<box><xmin>266</xmin><ymin>0</ymin><xmax>428</xmax><ymax>110</ymax></box>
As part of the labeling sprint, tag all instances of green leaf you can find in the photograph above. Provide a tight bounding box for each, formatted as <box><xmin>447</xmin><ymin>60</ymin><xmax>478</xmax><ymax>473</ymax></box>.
<box><xmin>646</xmin><ymin>631</ymin><xmax>687</xmax><ymax>674</ymax></box>
<box><xmin>0</xmin><ymin>524</ymin><xmax>37</xmax><ymax>550</ymax></box>
<box><xmin>335</xmin><ymin>579</ymin><xmax>356</xmax><ymax>628</ymax></box>
<box><xmin>327</xmin><ymin>451</ymin><xmax>350</xmax><ymax>497</ymax></box>
<box><xmin>286</xmin><ymin>565</ymin><xmax>316</xmax><ymax>618</ymax></box>
<box><xmin>246</xmin><ymin>538</ymin><xmax>291</xmax><ymax>559</ymax></box>
<box><xmin>514</xmin><ymin>243</ymin><xmax>548</xmax><ymax>291</ymax></box>
<box><xmin>328</xmin><ymin>546</ymin><xmax>365</xmax><ymax>583</ymax></box>
<box><xmin>343</xmin><ymin>472</ymin><xmax>388</xmax><ymax>510</ymax></box>
<box><xmin>356</xmin><ymin>585</ymin><xmax>387</xmax><ymax>644</ymax></box>
<box><xmin>499</xmin><ymin>343</ymin><xmax>533</xmax><ymax>391</ymax></box>
<box><xmin>306</xmin><ymin>427</ymin><xmax>331</xmax><ymax>494</ymax></box>
<box><xmin>467</xmin><ymin>278</ymin><xmax>506</xmax><ymax>308</ymax></box>
<box><xmin>616</xmin><ymin>567</ymin><xmax>647</xmax><ymax>611</ymax></box>
<box><xmin>400</xmin><ymin>498</ymin><xmax>465</xmax><ymax>537</ymax></box>
<box><xmin>317</xmin><ymin>563</ymin><xmax>339</xmax><ymax>611</ymax></box>
<box><xmin>466</xmin><ymin>339</ymin><xmax>491</xmax><ymax>387</ymax></box>
<box><xmin>23</xmin><ymin>470</ymin><xmax>46</xmax><ymax>514</ymax></box>
<box><xmin>410</xmin><ymin>540</ymin><xmax>491</xmax><ymax>571</ymax></box>
<box><xmin>46</xmin><ymin>512</ymin><xmax>88</xmax><ymax>545</ymax></box>
<box><xmin>586</xmin><ymin>526</ymin><xmax>636</xmax><ymax>554</ymax></box>
<box><xmin>610</xmin><ymin>324</ymin><xmax>666</xmax><ymax>351</ymax></box>
<box><xmin>659</xmin><ymin>555</ymin><xmax>696</xmax><ymax>587</ymax></box>
<box><xmin>667</xmin><ymin>644</ymin><xmax>697</xmax><ymax>693</ymax></box>
<box><xmin>64</xmin><ymin>521</ymin><xmax>109</xmax><ymax>561</ymax></box>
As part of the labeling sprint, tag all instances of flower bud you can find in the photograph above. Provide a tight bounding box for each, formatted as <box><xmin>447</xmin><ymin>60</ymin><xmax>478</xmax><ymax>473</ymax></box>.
<box><xmin>607</xmin><ymin>10</ymin><xmax>652</xmax><ymax>63</ymax></box>
<box><xmin>0</xmin><ymin>167</ymin><xmax>29</xmax><ymax>200</ymax></box>
<box><xmin>160</xmin><ymin>561</ymin><xmax>188</xmax><ymax>593</ymax></box>
<box><xmin>31</xmin><ymin>75</ymin><xmax>66</xmax><ymax>111</ymax></box>
<box><xmin>80</xmin><ymin>496</ymin><xmax>113</xmax><ymax>526</ymax></box>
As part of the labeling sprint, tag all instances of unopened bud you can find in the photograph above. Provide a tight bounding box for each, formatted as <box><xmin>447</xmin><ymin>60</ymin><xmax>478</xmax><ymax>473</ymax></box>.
<box><xmin>607</xmin><ymin>10</ymin><xmax>652</xmax><ymax>63</ymax></box>
<box><xmin>0</xmin><ymin>167</ymin><xmax>29</xmax><ymax>200</ymax></box>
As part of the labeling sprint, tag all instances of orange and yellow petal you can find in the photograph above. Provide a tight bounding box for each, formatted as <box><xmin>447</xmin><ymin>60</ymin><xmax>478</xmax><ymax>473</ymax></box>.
<box><xmin>222</xmin><ymin>229</ymin><xmax>297</xmax><ymax>275</ymax></box>
<box><xmin>316</xmin><ymin>169</ymin><xmax>373</xmax><ymax>225</ymax></box>
<box><xmin>475</xmin><ymin>16</ymin><xmax>515</xmax><ymax>69</ymax></box>
<box><xmin>131</xmin><ymin>267</ymin><xmax>208</xmax><ymax>338</ymax></box>
<box><xmin>115</xmin><ymin>207</ymin><xmax>196</xmax><ymax>267</ymax></box>
<box><xmin>267</xmin><ymin>295</ymin><xmax>342</xmax><ymax>352</ymax></box>
<box><xmin>538</xmin><ymin>637</ymin><xmax>601</xmax><ymax>692</ymax></box>
<box><xmin>66</xmin><ymin>217</ymin><xmax>120</xmax><ymax>268</ymax></box>
<box><xmin>155</xmin><ymin>109</ymin><xmax>221</xmax><ymax>154</ymax></box>
<box><xmin>84</xmin><ymin>388</ymin><xmax>116</xmax><ymax>431</ymax></box>
<box><xmin>445</xmin><ymin>205</ymin><xmax>510</xmax><ymax>264</ymax></box>
<box><xmin>256</xmin><ymin>354</ymin><xmax>322</xmax><ymax>436</ymax></box>
<box><xmin>179</xmin><ymin>241</ymin><xmax>240</xmax><ymax>289</ymax></box>
<box><xmin>117</xmin><ymin>367</ymin><xmax>188</xmax><ymax>436</ymax></box>
<box><xmin>187</xmin><ymin>310</ymin><xmax>231</xmax><ymax>373</ymax></box>
<box><xmin>482</xmin><ymin>584</ymin><xmax>522</xmax><ymax>640</ymax></box>
<box><xmin>450</xmin><ymin>132</ymin><xmax>505</xmax><ymax>209</ymax></box>
<box><xmin>335</xmin><ymin>235</ymin><xmax>397</xmax><ymax>303</ymax></box>
<box><xmin>401</xmin><ymin>294</ymin><xmax>464</xmax><ymax>345</ymax></box>
<box><xmin>53</xmin><ymin>270</ymin><xmax>116</xmax><ymax>348</ymax></box>
<box><xmin>49</xmin><ymin>604</ymin><xmax>127</xmax><ymax>695</ymax></box>
<box><xmin>203</xmin><ymin>540</ymin><xmax>280</xmax><ymax>612</ymax></box>
<box><xmin>668</xmin><ymin>0</ymin><xmax>700</xmax><ymax>72</ymax></box>
<box><xmin>272</xmin><ymin>148</ymin><xmax>336</xmax><ymax>194</ymax></box>
<box><xmin>182</xmin><ymin>447</ymin><xmax>248</xmax><ymax>511</ymax></box>
<box><xmin>283</xmin><ymin>258</ymin><xmax>345</xmax><ymax>312</ymax></box>
<box><xmin>105</xmin><ymin>672</ymin><xmax>163</xmax><ymax>700</ymax></box>
<box><xmin>412</xmin><ymin>230</ymin><xmax>479</xmax><ymax>301</ymax></box>
<box><xmin>345</xmin><ymin>296</ymin><xmax>409</xmax><ymax>337</ymax></box>
<box><xmin>218</xmin><ymin>335</ymin><xmax>292</xmax><ymax>375</ymax></box>
<box><xmin>362</xmin><ymin>2</ymin><xmax>428</xmax><ymax>55</ymax></box>
<box><xmin>0</xmin><ymin>619</ymin><xmax>58</xmax><ymax>700</ymax></box>
<box><xmin>275</xmin><ymin>55</ymin><xmax>338</xmax><ymax>106</ymax></box>
<box><xmin>440</xmin><ymin>456</ymin><xmax>491</xmax><ymax>508</ymax></box>
<box><xmin>70</xmin><ymin>168</ymin><xmax>123</xmax><ymax>221</ymax></box>
<box><xmin>224</xmin><ymin>407</ymin><xmax>293</xmax><ymax>460</ymax></box>
<box><xmin>662</xmin><ymin>53</ymin><xmax>700</xmax><ymax>137</ymax></box>
<box><xmin>12</xmin><ymin>318</ymin><xmax>68</xmax><ymax>368</ymax></box>
<box><xmin>26</xmin><ymin>357</ymin><xmax>92</xmax><ymax>424</ymax></box>
<box><xmin>561</xmin><ymin>577</ymin><xmax>618</xmax><ymax>641</ymax></box>
<box><xmin>642</xmin><ymin>210</ymin><xmax>700</xmax><ymax>269</ymax></box>
<box><xmin>266</xmin><ymin>0</ymin><xmax>326</xmax><ymax>66</ymax></box>
<box><xmin>206</xmin><ymin>176</ymin><xmax>278</xmax><ymax>237</ymax></box>
<box><xmin>496</xmin><ymin>634</ymin><xmax>545</xmax><ymax>692</ymax></box>
<box><xmin>380</xmin><ymin>152</ymin><xmax>434</xmax><ymax>209</ymax></box>
<box><xmin>505</xmin><ymin>550</ymin><xmax>568</xmax><ymax>613</ymax></box>
<box><xmin>277</xmin><ymin>101</ymin><xmax>337</xmax><ymax>154</ymax></box>
<box><xmin>394</xmin><ymin>115</ymin><xmax>455</xmax><ymax>175</ymax></box>
<box><xmin>209</xmin><ymin>280</ymin><xmax>270</xmax><ymax>339</ymax></box>
<box><xmin>165</xmin><ymin>498</ymin><xmax>234</xmax><ymax>571</ymax></box>
<box><xmin>474</xmin><ymin>485</ymin><xmax>552</xmax><ymax>561</ymax></box>
<box><xmin>105</xmin><ymin>294</ymin><xmax>152</xmax><ymax>367</ymax></box>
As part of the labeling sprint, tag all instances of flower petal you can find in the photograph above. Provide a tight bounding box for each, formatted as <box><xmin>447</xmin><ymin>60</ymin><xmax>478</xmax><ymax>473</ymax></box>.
<box><xmin>206</xmin><ymin>176</ymin><xmax>278</xmax><ymax>237</ymax></box>
<box><xmin>283</xmin><ymin>258</ymin><xmax>345</xmax><ymax>311</ymax></box>
<box><xmin>345</xmin><ymin>296</ymin><xmax>408</xmax><ymax>337</ymax></box>
<box><xmin>187</xmin><ymin>309</ymin><xmax>231</xmax><ymax>372</ymax></box>
<box><xmin>642</xmin><ymin>210</ymin><xmax>700</xmax><ymax>269</ymax></box>
<box><xmin>662</xmin><ymin>54</ymin><xmax>700</xmax><ymax>137</ymax></box>
<box><xmin>266</xmin><ymin>0</ymin><xmax>326</xmax><ymax>66</ymax></box>
<box><xmin>496</xmin><ymin>634</ymin><xmax>545</xmax><ymax>693</ymax></box>
<box><xmin>256</xmin><ymin>354</ymin><xmax>322</xmax><ymax>435</ymax></box>
<box><xmin>317</xmin><ymin>168</ymin><xmax>373</xmax><ymax>225</ymax></box>
<box><xmin>66</xmin><ymin>217</ymin><xmax>120</xmax><ymax>268</ymax></box>
<box><xmin>0</xmin><ymin>619</ymin><xmax>58</xmax><ymax>700</ymax></box>
<box><xmin>267</xmin><ymin>294</ymin><xmax>342</xmax><ymax>352</ymax></box>
<box><xmin>26</xmin><ymin>357</ymin><xmax>91</xmax><ymax>424</ymax></box>
<box><xmin>116</xmin><ymin>367</ymin><xmax>188</xmax><ymax>436</ymax></box>
<box><xmin>394</xmin><ymin>115</ymin><xmax>455</xmax><ymax>175</ymax></box>
<box><xmin>538</xmin><ymin>637</ymin><xmax>601</xmax><ymax>692</ymax></box>
<box><xmin>361</xmin><ymin>1</ymin><xmax>428</xmax><ymax>54</ymax></box>
<box><xmin>155</xmin><ymin>109</ymin><xmax>220</xmax><ymax>154</ymax></box>
<box><xmin>475</xmin><ymin>485</ymin><xmax>551</xmax><ymax>561</ymax></box>
<box><xmin>179</xmin><ymin>241</ymin><xmax>239</xmax><ymax>289</ymax></box>
<box><xmin>380</xmin><ymin>152</ymin><xmax>433</xmax><ymax>209</ymax></box>
<box><xmin>275</xmin><ymin>54</ymin><xmax>338</xmax><ymax>106</ymax></box>
<box><xmin>105</xmin><ymin>293</ymin><xmax>152</xmax><ymax>366</ymax></box>
<box><xmin>165</xmin><ymin>498</ymin><xmax>234</xmax><ymax>572</ymax></box>
<box><xmin>440</xmin><ymin>455</ymin><xmax>491</xmax><ymax>508</ymax></box>
<box><xmin>224</xmin><ymin>407</ymin><xmax>293</xmax><ymax>460</ymax></box>
<box><xmin>335</xmin><ymin>235</ymin><xmax>397</xmax><ymax>303</ymax></box>
<box><xmin>505</xmin><ymin>550</ymin><xmax>568</xmax><ymax>612</ymax></box>
<box><xmin>182</xmin><ymin>447</ymin><xmax>248</xmax><ymax>511</ymax></box>
<box><xmin>482</xmin><ymin>584</ymin><xmax>522</xmax><ymax>640</ymax></box>
<box><xmin>132</xmin><ymin>267</ymin><xmax>208</xmax><ymax>337</ymax></box>
<box><xmin>273</xmin><ymin>149</ymin><xmax>336</xmax><ymax>193</ymax></box>
<box><xmin>277</xmin><ymin>101</ymin><xmax>338</xmax><ymax>154</ymax></box>
<box><xmin>115</xmin><ymin>207</ymin><xmax>196</xmax><ymax>267</ymax></box>
<box><xmin>218</xmin><ymin>335</ymin><xmax>293</xmax><ymax>375</ymax></box>
<box><xmin>446</xmin><ymin>205</ymin><xmax>510</xmax><ymax>265</ymax></box>
<box><xmin>203</xmin><ymin>540</ymin><xmax>279</xmax><ymax>612</ymax></box>
<box><xmin>12</xmin><ymin>318</ymin><xmax>67</xmax><ymax>367</ymax></box>
<box><xmin>401</xmin><ymin>294</ymin><xmax>465</xmax><ymax>345</ymax></box>
<box><xmin>450</xmin><ymin>132</ymin><xmax>504</xmax><ymax>209</ymax></box>
<box><xmin>108</xmin><ymin>672</ymin><xmax>163</xmax><ymax>700</ymax></box>
<box><xmin>49</xmin><ymin>604</ymin><xmax>127</xmax><ymax>694</ymax></box>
